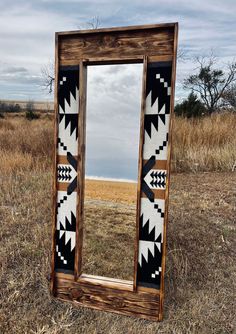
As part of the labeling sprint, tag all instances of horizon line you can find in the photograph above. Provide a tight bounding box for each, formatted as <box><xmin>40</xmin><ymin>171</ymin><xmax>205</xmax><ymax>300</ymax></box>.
<box><xmin>85</xmin><ymin>175</ymin><xmax>137</xmax><ymax>183</ymax></box>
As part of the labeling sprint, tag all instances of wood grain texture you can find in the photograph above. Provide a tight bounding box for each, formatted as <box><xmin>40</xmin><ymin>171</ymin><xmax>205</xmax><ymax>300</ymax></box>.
<box><xmin>58</xmin><ymin>27</ymin><xmax>175</xmax><ymax>66</ymax></box>
<box><xmin>78</xmin><ymin>274</ymin><xmax>133</xmax><ymax>291</ymax></box>
<box><xmin>74</xmin><ymin>62</ymin><xmax>87</xmax><ymax>280</ymax></box>
<box><xmin>50</xmin><ymin>33</ymin><xmax>59</xmax><ymax>295</ymax></box>
<box><xmin>159</xmin><ymin>23</ymin><xmax>179</xmax><ymax>321</ymax></box>
<box><xmin>55</xmin><ymin>275</ymin><xmax>160</xmax><ymax>321</ymax></box>
<box><xmin>133</xmin><ymin>56</ymin><xmax>147</xmax><ymax>291</ymax></box>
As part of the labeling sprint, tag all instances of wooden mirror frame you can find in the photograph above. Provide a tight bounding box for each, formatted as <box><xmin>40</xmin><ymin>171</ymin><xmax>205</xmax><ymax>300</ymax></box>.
<box><xmin>50</xmin><ymin>23</ymin><xmax>178</xmax><ymax>321</ymax></box>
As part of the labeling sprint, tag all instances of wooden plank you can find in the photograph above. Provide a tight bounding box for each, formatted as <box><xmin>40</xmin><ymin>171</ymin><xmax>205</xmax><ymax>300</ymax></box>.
<box><xmin>133</xmin><ymin>56</ymin><xmax>147</xmax><ymax>291</ymax></box>
<box><xmin>55</xmin><ymin>276</ymin><xmax>160</xmax><ymax>321</ymax></box>
<box><xmin>142</xmin><ymin>159</ymin><xmax>168</xmax><ymax>170</ymax></box>
<box><xmin>79</xmin><ymin>274</ymin><xmax>133</xmax><ymax>286</ymax></box>
<box><xmin>57</xmin><ymin>155</ymin><xmax>78</xmax><ymax>164</ymax></box>
<box><xmin>56</xmin><ymin>22</ymin><xmax>177</xmax><ymax>36</ymax></box>
<box><xmin>74</xmin><ymin>62</ymin><xmax>87</xmax><ymax>280</ymax></box>
<box><xmin>58</xmin><ymin>28</ymin><xmax>174</xmax><ymax>65</ymax></box>
<box><xmin>82</xmin><ymin>56</ymin><xmax>143</xmax><ymax>65</ymax></box>
<box><xmin>50</xmin><ymin>33</ymin><xmax>59</xmax><ymax>295</ymax></box>
<box><xmin>141</xmin><ymin>189</ymin><xmax>166</xmax><ymax>200</ymax></box>
<box><xmin>78</xmin><ymin>274</ymin><xmax>133</xmax><ymax>292</ymax></box>
<box><xmin>159</xmin><ymin>23</ymin><xmax>179</xmax><ymax>321</ymax></box>
<box><xmin>58</xmin><ymin>55</ymin><xmax>173</xmax><ymax>67</ymax></box>
<box><xmin>55</xmin><ymin>272</ymin><xmax>160</xmax><ymax>295</ymax></box>
<box><xmin>148</xmin><ymin>55</ymin><xmax>173</xmax><ymax>63</ymax></box>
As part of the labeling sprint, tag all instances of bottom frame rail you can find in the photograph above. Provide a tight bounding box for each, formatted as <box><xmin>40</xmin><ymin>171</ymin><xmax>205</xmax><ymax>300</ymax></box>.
<box><xmin>54</xmin><ymin>274</ymin><xmax>162</xmax><ymax>321</ymax></box>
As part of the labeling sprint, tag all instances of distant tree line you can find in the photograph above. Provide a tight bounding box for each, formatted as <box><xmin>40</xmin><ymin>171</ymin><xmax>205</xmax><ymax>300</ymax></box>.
<box><xmin>0</xmin><ymin>100</ymin><xmax>39</xmax><ymax>120</ymax></box>
<box><xmin>0</xmin><ymin>101</ymin><xmax>22</xmax><ymax>114</ymax></box>
<box><xmin>175</xmin><ymin>55</ymin><xmax>236</xmax><ymax>117</ymax></box>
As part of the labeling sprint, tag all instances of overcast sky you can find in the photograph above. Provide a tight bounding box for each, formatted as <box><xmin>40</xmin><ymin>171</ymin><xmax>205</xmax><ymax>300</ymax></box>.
<box><xmin>0</xmin><ymin>0</ymin><xmax>235</xmax><ymax>179</ymax></box>
<box><xmin>0</xmin><ymin>0</ymin><xmax>235</xmax><ymax>102</ymax></box>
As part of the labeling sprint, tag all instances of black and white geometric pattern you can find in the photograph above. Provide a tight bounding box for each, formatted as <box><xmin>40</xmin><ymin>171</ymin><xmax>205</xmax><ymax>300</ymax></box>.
<box><xmin>57</xmin><ymin>66</ymin><xmax>79</xmax><ymax>157</ymax></box>
<box><xmin>141</xmin><ymin>155</ymin><xmax>167</xmax><ymax>203</ymax></box>
<box><xmin>55</xmin><ymin>190</ymin><xmax>77</xmax><ymax>271</ymax></box>
<box><xmin>140</xmin><ymin>198</ymin><xmax>165</xmax><ymax>242</ymax></box>
<box><xmin>55</xmin><ymin>66</ymin><xmax>79</xmax><ymax>273</ymax></box>
<box><xmin>155</xmin><ymin>133</ymin><xmax>168</xmax><ymax>155</ymax></box>
<box><xmin>138</xmin><ymin>62</ymin><xmax>172</xmax><ymax>289</ymax></box>
<box><xmin>144</xmin><ymin>169</ymin><xmax>167</xmax><ymax>189</ymax></box>
<box><xmin>143</xmin><ymin>62</ymin><xmax>172</xmax><ymax>161</ymax></box>
<box><xmin>57</xmin><ymin>165</ymin><xmax>74</xmax><ymax>182</ymax></box>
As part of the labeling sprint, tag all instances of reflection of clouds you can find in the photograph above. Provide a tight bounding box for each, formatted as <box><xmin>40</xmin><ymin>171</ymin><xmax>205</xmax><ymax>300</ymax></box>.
<box><xmin>86</xmin><ymin>64</ymin><xmax>142</xmax><ymax>179</ymax></box>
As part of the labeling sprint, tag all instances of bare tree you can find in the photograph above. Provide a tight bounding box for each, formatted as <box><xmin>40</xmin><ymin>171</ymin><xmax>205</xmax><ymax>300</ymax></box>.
<box><xmin>177</xmin><ymin>47</ymin><xmax>188</xmax><ymax>62</ymax></box>
<box><xmin>41</xmin><ymin>60</ymin><xmax>55</xmax><ymax>94</ymax></box>
<box><xmin>86</xmin><ymin>16</ymin><xmax>101</xmax><ymax>29</ymax></box>
<box><xmin>183</xmin><ymin>55</ymin><xmax>236</xmax><ymax>113</ymax></box>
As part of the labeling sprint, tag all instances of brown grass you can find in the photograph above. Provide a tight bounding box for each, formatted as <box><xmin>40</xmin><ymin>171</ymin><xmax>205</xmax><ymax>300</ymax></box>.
<box><xmin>85</xmin><ymin>179</ymin><xmax>137</xmax><ymax>204</ymax></box>
<box><xmin>0</xmin><ymin>112</ymin><xmax>235</xmax><ymax>174</ymax></box>
<box><xmin>1</xmin><ymin>172</ymin><xmax>235</xmax><ymax>333</ymax></box>
<box><xmin>0</xmin><ymin>113</ymin><xmax>235</xmax><ymax>333</ymax></box>
<box><xmin>172</xmin><ymin>112</ymin><xmax>236</xmax><ymax>172</ymax></box>
<box><xmin>0</xmin><ymin>118</ymin><xmax>53</xmax><ymax>174</ymax></box>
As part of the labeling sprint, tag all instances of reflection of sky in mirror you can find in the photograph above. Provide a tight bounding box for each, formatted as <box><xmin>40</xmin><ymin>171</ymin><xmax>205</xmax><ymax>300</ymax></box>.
<box><xmin>85</xmin><ymin>64</ymin><xmax>143</xmax><ymax>181</ymax></box>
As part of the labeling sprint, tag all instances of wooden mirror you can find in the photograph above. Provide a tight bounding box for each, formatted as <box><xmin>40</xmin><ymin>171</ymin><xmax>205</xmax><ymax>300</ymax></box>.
<box><xmin>51</xmin><ymin>23</ymin><xmax>178</xmax><ymax>321</ymax></box>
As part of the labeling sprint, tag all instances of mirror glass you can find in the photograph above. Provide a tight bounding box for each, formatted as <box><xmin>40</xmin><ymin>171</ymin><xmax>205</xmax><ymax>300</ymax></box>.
<box><xmin>82</xmin><ymin>63</ymin><xmax>143</xmax><ymax>280</ymax></box>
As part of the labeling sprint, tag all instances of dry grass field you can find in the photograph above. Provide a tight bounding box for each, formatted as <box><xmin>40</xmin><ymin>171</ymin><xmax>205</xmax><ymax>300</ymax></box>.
<box><xmin>0</xmin><ymin>111</ymin><xmax>235</xmax><ymax>173</ymax></box>
<box><xmin>172</xmin><ymin>112</ymin><xmax>236</xmax><ymax>172</ymax></box>
<box><xmin>85</xmin><ymin>179</ymin><xmax>137</xmax><ymax>204</ymax></box>
<box><xmin>0</xmin><ymin>113</ymin><xmax>236</xmax><ymax>333</ymax></box>
<box><xmin>83</xmin><ymin>180</ymin><xmax>137</xmax><ymax>279</ymax></box>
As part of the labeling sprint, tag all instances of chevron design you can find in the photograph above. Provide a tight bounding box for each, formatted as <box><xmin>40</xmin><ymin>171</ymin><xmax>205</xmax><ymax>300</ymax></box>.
<box><xmin>138</xmin><ymin>61</ymin><xmax>172</xmax><ymax>289</ymax></box>
<box><xmin>145</xmin><ymin>169</ymin><xmax>167</xmax><ymax>189</ymax></box>
<box><xmin>57</xmin><ymin>165</ymin><xmax>73</xmax><ymax>181</ymax></box>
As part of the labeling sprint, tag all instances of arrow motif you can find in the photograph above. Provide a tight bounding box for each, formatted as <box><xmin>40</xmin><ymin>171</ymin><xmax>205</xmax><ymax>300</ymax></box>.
<box><xmin>149</xmin><ymin>170</ymin><xmax>167</xmax><ymax>188</ymax></box>
<box><xmin>57</xmin><ymin>165</ymin><xmax>73</xmax><ymax>181</ymax></box>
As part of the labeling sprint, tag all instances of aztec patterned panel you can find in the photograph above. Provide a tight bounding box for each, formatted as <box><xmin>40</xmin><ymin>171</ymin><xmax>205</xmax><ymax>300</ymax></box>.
<box><xmin>55</xmin><ymin>65</ymin><xmax>79</xmax><ymax>273</ymax></box>
<box><xmin>137</xmin><ymin>62</ymin><xmax>172</xmax><ymax>289</ymax></box>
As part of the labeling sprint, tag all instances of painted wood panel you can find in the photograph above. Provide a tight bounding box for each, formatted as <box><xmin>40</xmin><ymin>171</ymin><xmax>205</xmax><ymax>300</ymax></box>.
<box><xmin>137</xmin><ymin>61</ymin><xmax>172</xmax><ymax>289</ymax></box>
<box><xmin>55</xmin><ymin>65</ymin><xmax>79</xmax><ymax>273</ymax></box>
